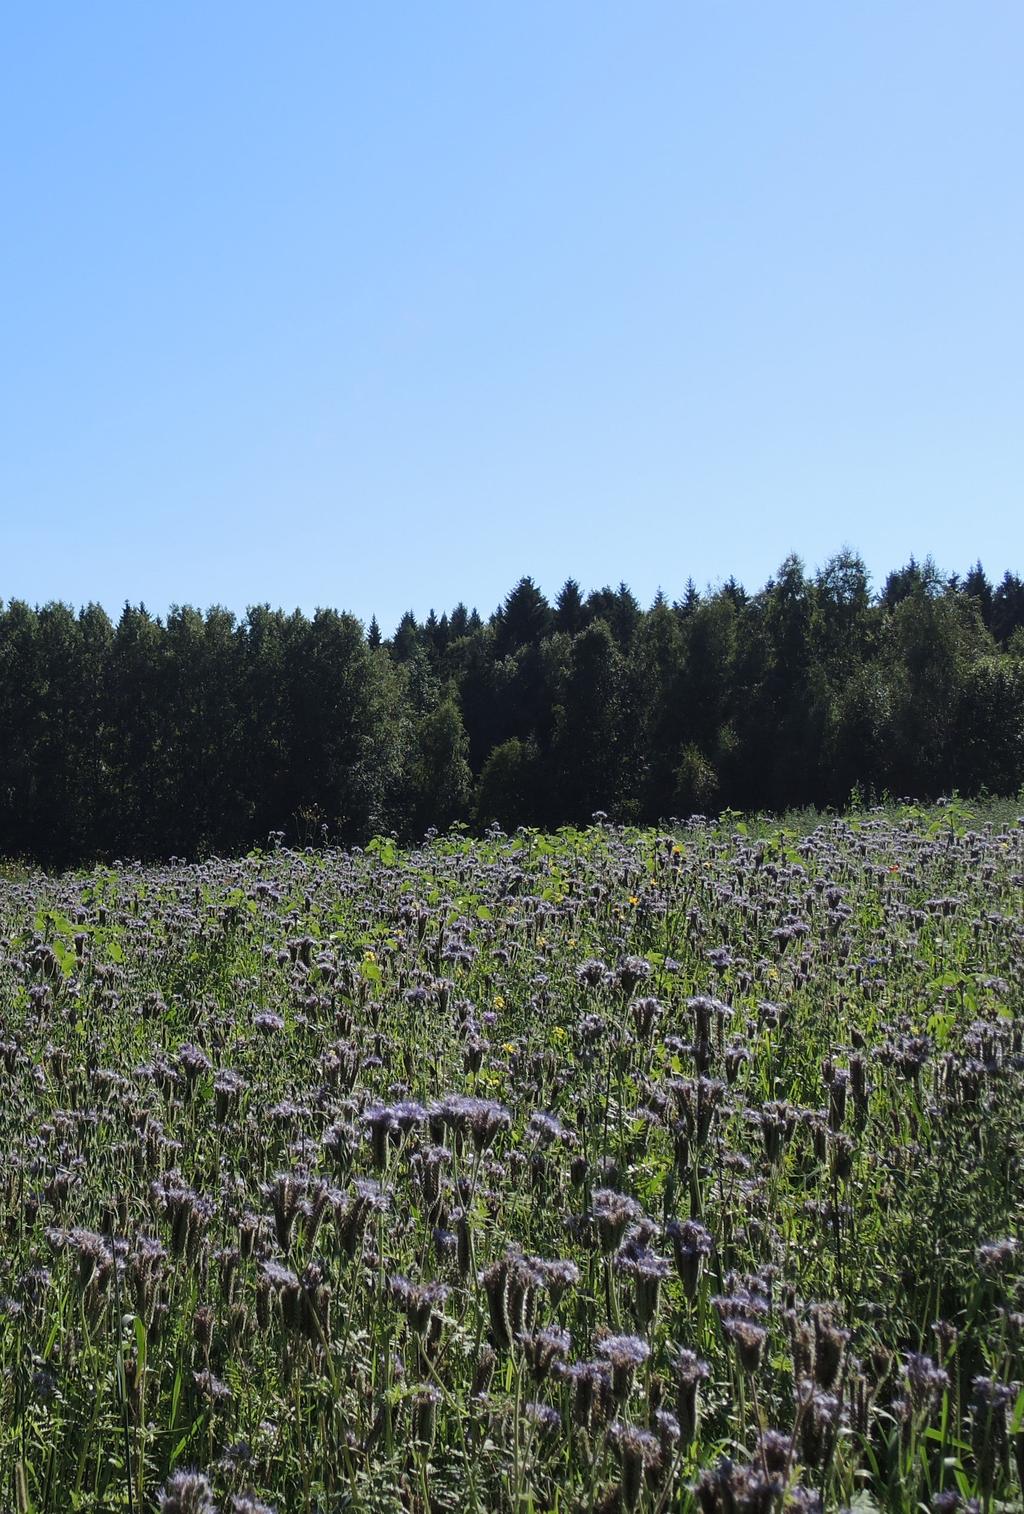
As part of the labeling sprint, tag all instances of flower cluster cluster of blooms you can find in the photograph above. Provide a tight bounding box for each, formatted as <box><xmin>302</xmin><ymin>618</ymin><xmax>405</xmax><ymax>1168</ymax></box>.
<box><xmin>0</xmin><ymin>804</ymin><xmax>1022</xmax><ymax>1509</ymax></box>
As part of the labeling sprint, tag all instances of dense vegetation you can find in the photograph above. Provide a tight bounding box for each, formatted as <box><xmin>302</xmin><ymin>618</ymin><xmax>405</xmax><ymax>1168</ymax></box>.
<box><xmin>1</xmin><ymin>553</ymin><xmax>1023</xmax><ymax>867</ymax></box>
<box><xmin>1</xmin><ymin>802</ymin><xmax>1022</xmax><ymax>1511</ymax></box>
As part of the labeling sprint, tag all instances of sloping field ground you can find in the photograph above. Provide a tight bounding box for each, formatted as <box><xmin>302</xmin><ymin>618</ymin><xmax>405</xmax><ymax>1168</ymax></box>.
<box><xmin>1</xmin><ymin>806</ymin><xmax>1022</xmax><ymax>1512</ymax></box>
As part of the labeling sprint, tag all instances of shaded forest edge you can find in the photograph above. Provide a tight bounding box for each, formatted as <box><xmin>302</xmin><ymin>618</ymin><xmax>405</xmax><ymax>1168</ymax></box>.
<box><xmin>1</xmin><ymin>550</ymin><xmax>1023</xmax><ymax>867</ymax></box>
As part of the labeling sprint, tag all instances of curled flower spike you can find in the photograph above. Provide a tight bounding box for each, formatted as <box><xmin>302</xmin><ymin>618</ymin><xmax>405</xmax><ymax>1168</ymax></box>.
<box><xmin>157</xmin><ymin>1470</ymin><xmax>218</xmax><ymax>1514</ymax></box>
<box><xmin>596</xmin><ymin>1333</ymin><xmax>650</xmax><ymax>1401</ymax></box>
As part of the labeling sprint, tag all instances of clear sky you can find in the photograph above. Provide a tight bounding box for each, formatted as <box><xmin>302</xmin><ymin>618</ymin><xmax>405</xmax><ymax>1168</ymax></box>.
<box><xmin>2</xmin><ymin>2</ymin><xmax>1022</xmax><ymax>634</ymax></box>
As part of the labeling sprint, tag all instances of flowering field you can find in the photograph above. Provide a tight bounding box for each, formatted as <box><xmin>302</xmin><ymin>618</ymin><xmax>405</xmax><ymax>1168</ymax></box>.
<box><xmin>1</xmin><ymin>805</ymin><xmax>1023</xmax><ymax>1513</ymax></box>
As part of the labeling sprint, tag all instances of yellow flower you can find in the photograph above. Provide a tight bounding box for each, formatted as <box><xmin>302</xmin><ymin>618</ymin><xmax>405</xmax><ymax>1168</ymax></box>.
<box><xmin>493</xmin><ymin>994</ymin><xmax>506</xmax><ymax>1010</ymax></box>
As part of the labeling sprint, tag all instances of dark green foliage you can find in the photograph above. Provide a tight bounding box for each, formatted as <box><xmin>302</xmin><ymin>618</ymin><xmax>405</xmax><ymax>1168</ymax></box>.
<box><xmin>554</xmin><ymin>577</ymin><xmax>586</xmax><ymax>635</ymax></box>
<box><xmin>474</xmin><ymin>735</ymin><xmax>539</xmax><ymax>830</ymax></box>
<box><xmin>492</xmin><ymin>576</ymin><xmax>553</xmax><ymax>658</ymax></box>
<box><xmin>404</xmin><ymin>697</ymin><xmax>473</xmax><ymax>837</ymax></box>
<box><xmin>992</xmin><ymin>570</ymin><xmax>1024</xmax><ymax>644</ymax></box>
<box><xmin>550</xmin><ymin>618</ymin><xmax>628</xmax><ymax>821</ymax></box>
<box><xmin>0</xmin><ymin>551</ymin><xmax>1022</xmax><ymax>865</ymax></box>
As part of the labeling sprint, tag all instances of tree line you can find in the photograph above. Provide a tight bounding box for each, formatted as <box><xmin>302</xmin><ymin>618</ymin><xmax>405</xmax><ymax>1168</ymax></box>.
<box><xmin>1</xmin><ymin>551</ymin><xmax>1023</xmax><ymax>866</ymax></box>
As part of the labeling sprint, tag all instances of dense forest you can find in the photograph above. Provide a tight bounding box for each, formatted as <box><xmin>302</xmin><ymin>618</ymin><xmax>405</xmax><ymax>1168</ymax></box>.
<box><xmin>1</xmin><ymin>551</ymin><xmax>1022</xmax><ymax>866</ymax></box>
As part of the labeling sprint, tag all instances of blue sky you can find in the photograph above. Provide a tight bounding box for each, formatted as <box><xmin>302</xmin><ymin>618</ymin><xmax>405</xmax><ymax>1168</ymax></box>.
<box><xmin>2</xmin><ymin>2</ymin><xmax>1021</xmax><ymax>634</ymax></box>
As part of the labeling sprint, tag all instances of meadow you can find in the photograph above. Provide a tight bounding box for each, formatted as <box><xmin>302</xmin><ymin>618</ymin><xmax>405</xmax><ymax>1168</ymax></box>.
<box><xmin>1</xmin><ymin>801</ymin><xmax>1023</xmax><ymax>1512</ymax></box>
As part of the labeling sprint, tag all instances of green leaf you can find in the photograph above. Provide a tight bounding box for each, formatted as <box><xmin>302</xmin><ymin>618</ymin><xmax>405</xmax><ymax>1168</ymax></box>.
<box><xmin>52</xmin><ymin>941</ymin><xmax>77</xmax><ymax>976</ymax></box>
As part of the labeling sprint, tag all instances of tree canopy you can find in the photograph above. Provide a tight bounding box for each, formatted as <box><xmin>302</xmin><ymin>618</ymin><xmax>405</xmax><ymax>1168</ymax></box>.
<box><xmin>0</xmin><ymin>554</ymin><xmax>1022</xmax><ymax>864</ymax></box>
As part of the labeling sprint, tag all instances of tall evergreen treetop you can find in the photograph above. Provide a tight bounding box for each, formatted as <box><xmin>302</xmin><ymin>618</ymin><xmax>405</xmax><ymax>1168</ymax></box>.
<box><xmin>493</xmin><ymin>577</ymin><xmax>552</xmax><ymax>658</ymax></box>
<box><xmin>554</xmin><ymin>578</ymin><xmax>586</xmax><ymax>636</ymax></box>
